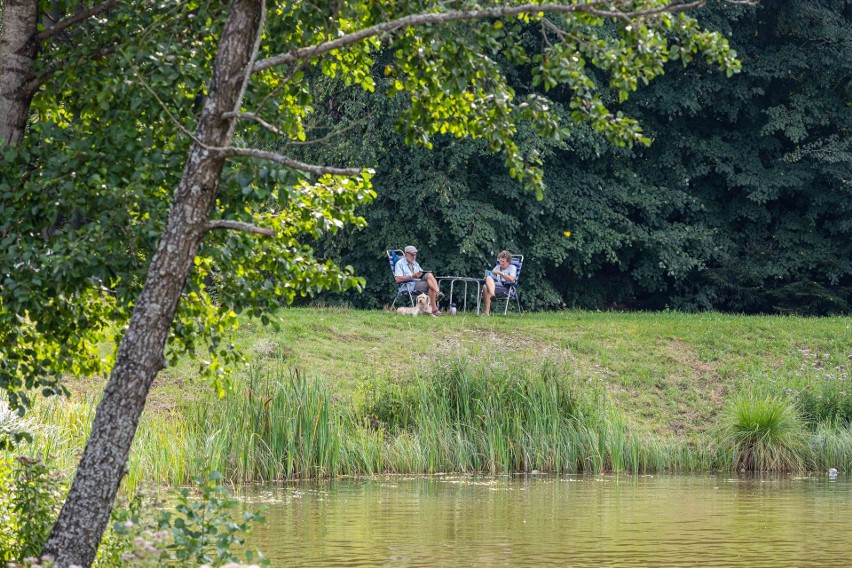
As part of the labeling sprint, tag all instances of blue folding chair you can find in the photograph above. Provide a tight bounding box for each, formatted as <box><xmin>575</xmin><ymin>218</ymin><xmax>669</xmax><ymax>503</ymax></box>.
<box><xmin>495</xmin><ymin>254</ymin><xmax>523</xmax><ymax>315</ymax></box>
<box><xmin>388</xmin><ymin>249</ymin><xmax>421</xmax><ymax>308</ymax></box>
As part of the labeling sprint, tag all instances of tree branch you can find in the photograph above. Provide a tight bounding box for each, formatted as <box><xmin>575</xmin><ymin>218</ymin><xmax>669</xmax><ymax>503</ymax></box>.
<box><xmin>222</xmin><ymin>111</ymin><xmax>282</xmax><ymax>136</ymax></box>
<box><xmin>130</xmin><ymin>61</ymin><xmax>205</xmax><ymax>145</ymax></box>
<box><xmin>22</xmin><ymin>43</ymin><xmax>117</xmax><ymax>98</ymax></box>
<box><xmin>253</xmin><ymin>0</ymin><xmax>707</xmax><ymax>72</ymax></box>
<box><xmin>215</xmin><ymin>147</ymin><xmax>362</xmax><ymax>176</ymax></box>
<box><xmin>231</xmin><ymin>0</ymin><xmax>267</xmax><ymax>116</ymax></box>
<box><xmin>252</xmin><ymin>62</ymin><xmax>306</xmax><ymax>116</ymax></box>
<box><xmin>205</xmin><ymin>220</ymin><xmax>277</xmax><ymax>236</ymax></box>
<box><xmin>541</xmin><ymin>18</ymin><xmax>584</xmax><ymax>47</ymax></box>
<box><xmin>36</xmin><ymin>0</ymin><xmax>120</xmax><ymax>43</ymax></box>
<box><xmin>286</xmin><ymin>117</ymin><xmax>368</xmax><ymax>147</ymax></box>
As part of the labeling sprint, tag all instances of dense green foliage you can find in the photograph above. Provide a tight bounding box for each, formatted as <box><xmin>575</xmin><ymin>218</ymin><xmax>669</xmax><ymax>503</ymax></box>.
<box><xmin>147</xmin><ymin>471</ymin><xmax>267</xmax><ymax>567</ymax></box>
<box><xmin>311</xmin><ymin>0</ymin><xmax>852</xmax><ymax>313</ymax></box>
<box><xmin>101</xmin><ymin>472</ymin><xmax>267</xmax><ymax>568</ymax></box>
<box><xmin>0</xmin><ymin>0</ymin><xmax>375</xmax><ymax>413</ymax></box>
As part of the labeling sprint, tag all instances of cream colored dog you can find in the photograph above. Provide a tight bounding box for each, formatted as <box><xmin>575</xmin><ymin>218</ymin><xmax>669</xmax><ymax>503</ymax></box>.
<box><xmin>397</xmin><ymin>293</ymin><xmax>433</xmax><ymax>316</ymax></box>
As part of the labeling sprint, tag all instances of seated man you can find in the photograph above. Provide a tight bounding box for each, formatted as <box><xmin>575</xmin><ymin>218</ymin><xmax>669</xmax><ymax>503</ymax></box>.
<box><xmin>394</xmin><ymin>245</ymin><xmax>441</xmax><ymax>315</ymax></box>
<box><xmin>482</xmin><ymin>250</ymin><xmax>517</xmax><ymax>316</ymax></box>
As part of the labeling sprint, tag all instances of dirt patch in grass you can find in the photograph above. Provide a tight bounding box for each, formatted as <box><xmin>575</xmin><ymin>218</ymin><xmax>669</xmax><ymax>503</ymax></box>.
<box><xmin>425</xmin><ymin>327</ymin><xmax>578</xmax><ymax>372</ymax></box>
<box><xmin>595</xmin><ymin>338</ymin><xmax>726</xmax><ymax>435</ymax></box>
<box><xmin>666</xmin><ymin>338</ymin><xmax>717</xmax><ymax>378</ymax></box>
<box><xmin>62</xmin><ymin>375</ymin><xmax>107</xmax><ymax>399</ymax></box>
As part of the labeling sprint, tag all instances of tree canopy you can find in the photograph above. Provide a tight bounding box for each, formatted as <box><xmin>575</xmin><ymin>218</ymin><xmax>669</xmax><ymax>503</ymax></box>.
<box><xmin>307</xmin><ymin>0</ymin><xmax>852</xmax><ymax>314</ymax></box>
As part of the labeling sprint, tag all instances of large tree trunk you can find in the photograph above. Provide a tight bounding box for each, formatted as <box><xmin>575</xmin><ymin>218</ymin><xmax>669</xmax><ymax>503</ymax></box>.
<box><xmin>41</xmin><ymin>1</ymin><xmax>264</xmax><ymax>565</ymax></box>
<box><xmin>0</xmin><ymin>0</ymin><xmax>38</xmax><ymax>146</ymax></box>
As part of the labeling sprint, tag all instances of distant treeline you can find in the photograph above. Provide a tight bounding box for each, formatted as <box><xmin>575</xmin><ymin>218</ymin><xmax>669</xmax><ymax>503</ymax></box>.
<box><xmin>303</xmin><ymin>0</ymin><xmax>851</xmax><ymax>314</ymax></box>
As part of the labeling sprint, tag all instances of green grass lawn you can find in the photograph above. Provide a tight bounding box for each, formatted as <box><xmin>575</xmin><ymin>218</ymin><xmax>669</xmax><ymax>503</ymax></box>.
<box><xmin>149</xmin><ymin>308</ymin><xmax>851</xmax><ymax>437</ymax></box>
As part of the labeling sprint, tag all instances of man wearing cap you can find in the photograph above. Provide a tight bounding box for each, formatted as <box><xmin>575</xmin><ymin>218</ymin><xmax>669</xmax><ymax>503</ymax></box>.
<box><xmin>394</xmin><ymin>245</ymin><xmax>441</xmax><ymax>315</ymax></box>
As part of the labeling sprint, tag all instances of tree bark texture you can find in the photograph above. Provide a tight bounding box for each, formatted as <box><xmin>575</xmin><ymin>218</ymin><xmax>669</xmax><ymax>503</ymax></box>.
<box><xmin>0</xmin><ymin>0</ymin><xmax>38</xmax><ymax>146</ymax></box>
<box><xmin>42</xmin><ymin>1</ymin><xmax>265</xmax><ymax>566</ymax></box>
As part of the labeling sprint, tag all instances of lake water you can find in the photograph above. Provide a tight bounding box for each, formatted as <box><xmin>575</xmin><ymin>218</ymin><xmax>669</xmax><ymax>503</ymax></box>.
<box><xmin>240</xmin><ymin>474</ymin><xmax>851</xmax><ymax>567</ymax></box>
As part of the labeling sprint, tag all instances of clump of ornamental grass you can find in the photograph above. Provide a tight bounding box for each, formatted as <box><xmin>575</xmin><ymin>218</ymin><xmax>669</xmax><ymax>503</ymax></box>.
<box><xmin>720</xmin><ymin>393</ymin><xmax>807</xmax><ymax>473</ymax></box>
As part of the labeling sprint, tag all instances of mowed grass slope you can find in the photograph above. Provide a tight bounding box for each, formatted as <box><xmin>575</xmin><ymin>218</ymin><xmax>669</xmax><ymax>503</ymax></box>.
<box><xmin>155</xmin><ymin>308</ymin><xmax>850</xmax><ymax>436</ymax></box>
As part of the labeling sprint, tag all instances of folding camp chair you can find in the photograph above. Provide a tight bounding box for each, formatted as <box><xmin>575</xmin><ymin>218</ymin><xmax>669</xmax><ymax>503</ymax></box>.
<box><xmin>494</xmin><ymin>254</ymin><xmax>523</xmax><ymax>315</ymax></box>
<box><xmin>387</xmin><ymin>249</ymin><xmax>420</xmax><ymax>308</ymax></box>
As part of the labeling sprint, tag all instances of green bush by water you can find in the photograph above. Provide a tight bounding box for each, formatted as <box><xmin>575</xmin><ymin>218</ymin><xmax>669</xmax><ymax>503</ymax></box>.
<box><xmin>0</xmin><ymin>458</ymin><xmax>267</xmax><ymax>568</ymax></box>
<box><xmin>96</xmin><ymin>470</ymin><xmax>268</xmax><ymax>567</ymax></box>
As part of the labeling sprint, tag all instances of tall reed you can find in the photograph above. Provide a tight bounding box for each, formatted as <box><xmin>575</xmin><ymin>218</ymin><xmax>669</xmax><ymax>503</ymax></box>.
<box><xmin>806</xmin><ymin>424</ymin><xmax>852</xmax><ymax>472</ymax></box>
<box><xmin>21</xmin><ymin>363</ymin><xmax>850</xmax><ymax>486</ymax></box>
<box><xmin>178</xmin><ymin>368</ymin><xmax>344</xmax><ymax>482</ymax></box>
<box><xmin>359</xmin><ymin>362</ymin><xmax>703</xmax><ymax>476</ymax></box>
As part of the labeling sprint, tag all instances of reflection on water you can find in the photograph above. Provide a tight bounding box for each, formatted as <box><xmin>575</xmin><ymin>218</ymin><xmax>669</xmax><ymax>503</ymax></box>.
<box><xmin>239</xmin><ymin>475</ymin><xmax>851</xmax><ymax>567</ymax></box>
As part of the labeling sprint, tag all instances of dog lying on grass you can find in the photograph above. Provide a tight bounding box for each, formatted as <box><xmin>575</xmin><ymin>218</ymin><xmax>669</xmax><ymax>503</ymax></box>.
<box><xmin>396</xmin><ymin>293</ymin><xmax>434</xmax><ymax>316</ymax></box>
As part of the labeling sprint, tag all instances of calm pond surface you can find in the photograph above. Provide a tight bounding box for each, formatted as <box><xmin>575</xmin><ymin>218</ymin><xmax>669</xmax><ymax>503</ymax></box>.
<box><xmin>239</xmin><ymin>474</ymin><xmax>851</xmax><ymax>567</ymax></box>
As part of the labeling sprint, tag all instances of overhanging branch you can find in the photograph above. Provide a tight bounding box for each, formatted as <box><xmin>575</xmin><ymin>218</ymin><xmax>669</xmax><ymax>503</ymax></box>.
<box><xmin>216</xmin><ymin>147</ymin><xmax>362</xmax><ymax>176</ymax></box>
<box><xmin>222</xmin><ymin>111</ymin><xmax>282</xmax><ymax>136</ymax></box>
<box><xmin>22</xmin><ymin>43</ymin><xmax>117</xmax><ymax>98</ymax></box>
<box><xmin>286</xmin><ymin>117</ymin><xmax>368</xmax><ymax>147</ymax></box>
<box><xmin>205</xmin><ymin>220</ymin><xmax>277</xmax><ymax>236</ymax></box>
<box><xmin>253</xmin><ymin>0</ymin><xmax>707</xmax><ymax>72</ymax></box>
<box><xmin>36</xmin><ymin>0</ymin><xmax>120</xmax><ymax>43</ymax></box>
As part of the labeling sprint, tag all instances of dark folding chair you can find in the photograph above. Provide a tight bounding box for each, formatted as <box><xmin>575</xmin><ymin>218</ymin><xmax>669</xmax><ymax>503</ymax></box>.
<box><xmin>387</xmin><ymin>249</ymin><xmax>421</xmax><ymax>308</ymax></box>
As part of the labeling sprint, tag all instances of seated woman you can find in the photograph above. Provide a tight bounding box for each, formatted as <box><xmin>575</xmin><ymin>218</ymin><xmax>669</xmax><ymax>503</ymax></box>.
<box><xmin>482</xmin><ymin>250</ymin><xmax>516</xmax><ymax>316</ymax></box>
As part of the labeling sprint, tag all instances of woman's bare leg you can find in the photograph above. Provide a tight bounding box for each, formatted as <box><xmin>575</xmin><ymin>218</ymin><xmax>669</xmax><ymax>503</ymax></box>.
<box><xmin>483</xmin><ymin>276</ymin><xmax>495</xmax><ymax>315</ymax></box>
<box><xmin>426</xmin><ymin>273</ymin><xmax>440</xmax><ymax>312</ymax></box>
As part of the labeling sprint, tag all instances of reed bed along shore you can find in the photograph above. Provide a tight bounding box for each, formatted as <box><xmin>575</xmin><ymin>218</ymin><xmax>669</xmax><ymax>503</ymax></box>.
<box><xmin>15</xmin><ymin>358</ymin><xmax>852</xmax><ymax>490</ymax></box>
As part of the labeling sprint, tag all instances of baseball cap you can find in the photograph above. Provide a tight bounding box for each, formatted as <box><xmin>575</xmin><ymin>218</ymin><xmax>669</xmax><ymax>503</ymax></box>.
<box><xmin>404</xmin><ymin>245</ymin><xmax>418</xmax><ymax>254</ymax></box>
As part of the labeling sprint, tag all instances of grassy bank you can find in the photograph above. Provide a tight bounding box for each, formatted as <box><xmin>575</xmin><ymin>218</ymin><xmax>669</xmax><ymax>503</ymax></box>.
<box><xmin>7</xmin><ymin>308</ymin><xmax>852</xmax><ymax>485</ymax></box>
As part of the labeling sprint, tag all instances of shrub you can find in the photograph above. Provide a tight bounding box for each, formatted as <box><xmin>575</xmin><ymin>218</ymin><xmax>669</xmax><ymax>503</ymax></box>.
<box><xmin>157</xmin><ymin>471</ymin><xmax>267</xmax><ymax>567</ymax></box>
<box><xmin>0</xmin><ymin>455</ymin><xmax>67</xmax><ymax>563</ymax></box>
<box><xmin>794</xmin><ymin>352</ymin><xmax>852</xmax><ymax>427</ymax></box>
<box><xmin>96</xmin><ymin>470</ymin><xmax>268</xmax><ymax>567</ymax></box>
<box><xmin>0</xmin><ymin>400</ymin><xmax>33</xmax><ymax>450</ymax></box>
<box><xmin>720</xmin><ymin>393</ymin><xmax>807</xmax><ymax>472</ymax></box>
<box><xmin>355</xmin><ymin>373</ymin><xmax>416</xmax><ymax>431</ymax></box>
<box><xmin>0</xmin><ymin>461</ymin><xmax>266</xmax><ymax>567</ymax></box>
